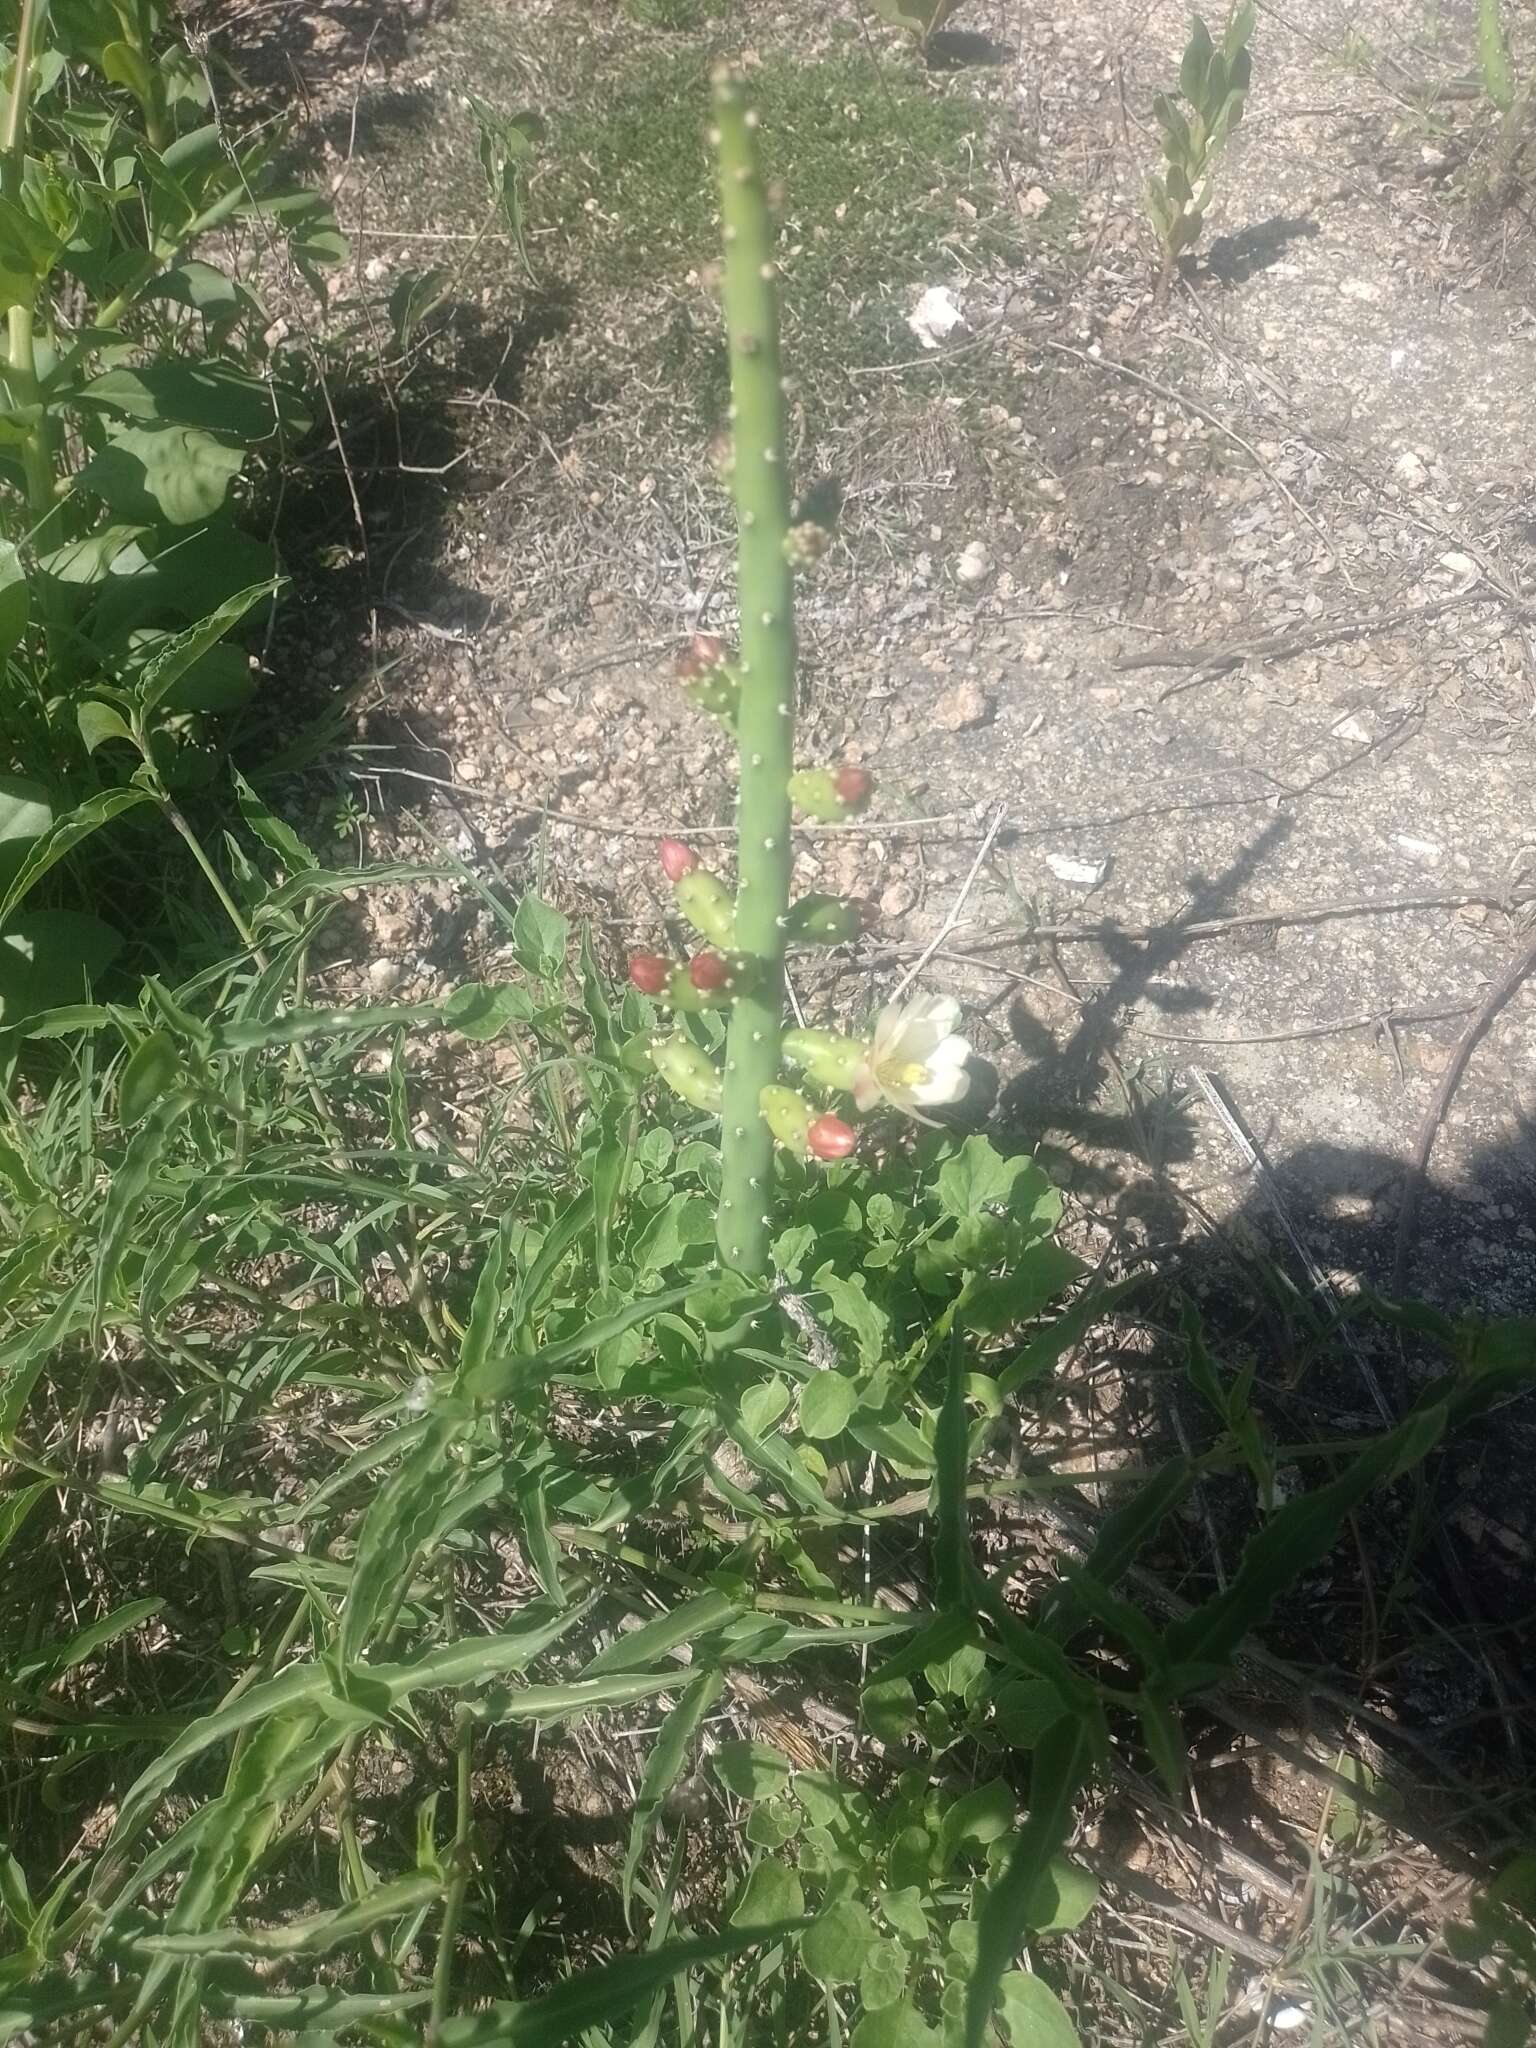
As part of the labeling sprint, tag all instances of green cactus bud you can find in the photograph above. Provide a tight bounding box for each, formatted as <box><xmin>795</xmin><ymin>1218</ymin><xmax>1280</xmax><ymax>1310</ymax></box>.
<box><xmin>684</xmin><ymin>667</ymin><xmax>742</xmax><ymax>726</ymax></box>
<box><xmin>784</xmin><ymin>893</ymin><xmax>868</xmax><ymax>945</ymax></box>
<box><xmin>759</xmin><ymin>1083</ymin><xmax>811</xmax><ymax>1156</ymax></box>
<box><xmin>781</xmin><ymin>1026</ymin><xmax>867</xmax><ymax>1092</ymax></box>
<box><xmin>649</xmin><ymin>1034</ymin><xmax>723</xmax><ymax>1112</ymax></box>
<box><xmin>788</xmin><ymin>766</ymin><xmax>873</xmax><ymax>823</ymax></box>
<box><xmin>619</xmin><ymin>1029</ymin><xmax>659</xmax><ymax>1077</ymax></box>
<box><xmin>674</xmin><ymin>869</ymin><xmax>737</xmax><ymax>949</ymax></box>
<box><xmin>783</xmin><ymin>520</ymin><xmax>832</xmax><ymax>568</ymax></box>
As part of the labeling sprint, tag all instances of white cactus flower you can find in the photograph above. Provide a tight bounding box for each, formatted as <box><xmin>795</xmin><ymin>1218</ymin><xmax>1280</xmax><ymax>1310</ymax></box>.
<box><xmin>851</xmin><ymin>993</ymin><xmax>971</xmax><ymax>1124</ymax></box>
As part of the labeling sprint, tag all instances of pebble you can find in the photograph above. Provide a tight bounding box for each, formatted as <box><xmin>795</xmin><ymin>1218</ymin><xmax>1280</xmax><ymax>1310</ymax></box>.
<box><xmin>933</xmin><ymin>681</ymin><xmax>995</xmax><ymax>732</ymax></box>
<box><xmin>1392</xmin><ymin>451</ymin><xmax>1430</xmax><ymax>490</ymax></box>
<box><xmin>955</xmin><ymin>540</ymin><xmax>993</xmax><ymax>586</ymax></box>
<box><xmin>368</xmin><ymin>959</ymin><xmax>405</xmax><ymax>992</ymax></box>
<box><xmin>880</xmin><ymin>879</ymin><xmax>919</xmax><ymax>918</ymax></box>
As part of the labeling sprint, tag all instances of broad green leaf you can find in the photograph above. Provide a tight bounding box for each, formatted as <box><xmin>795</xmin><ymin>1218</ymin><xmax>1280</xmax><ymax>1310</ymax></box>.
<box><xmin>388</xmin><ymin>266</ymin><xmax>447</xmax><ymax>348</ymax></box>
<box><xmin>0</xmin><ymin>1482</ymin><xmax>48</xmax><ymax>1562</ymax></box>
<box><xmin>880</xmin><ymin>1886</ymin><xmax>930</xmax><ymax>1946</ymax></box>
<box><xmin>966</xmin><ymin>1716</ymin><xmax>1095</xmax><ymax>2048</ymax></box>
<box><xmin>1179</xmin><ymin>16</ymin><xmax>1215</xmax><ymax>104</ymax></box>
<box><xmin>0</xmin><ymin>777</ymin><xmax>50</xmax><ymax>871</ymax></box>
<box><xmin>138</xmin><ymin>582</ymin><xmax>275</xmax><ymax>717</ymax></box>
<box><xmin>803</xmin><ymin>1898</ymin><xmax>877</xmax><ymax>1984</ymax></box>
<box><xmin>712</xmin><ymin>1739</ymin><xmax>793</xmax><ymax>1801</ymax></box>
<box><xmin>851</xmin><ymin>1997</ymin><xmax>939</xmax><ymax>2046</ymax></box>
<box><xmin>1026</xmin><ymin>1856</ymin><xmax>1098</xmax><ymax>1935</ymax></box>
<box><xmin>76</xmin><ymin>699</ymin><xmax>133</xmax><ymax>752</ymax></box>
<box><xmin>936</xmin><ymin>1136</ymin><xmax>1044</xmax><ymax>1222</ymax></box>
<box><xmin>0</xmin><ymin>786</ymin><xmax>151</xmax><ymax>922</ymax></box>
<box><xmin>118</xmin><ymin>1030</ymin><xmax>182</xmax><ymax>1124</ymax></box>
<box><xmin>443</xmin><ymin>981</ymin><xmax>535</xmax><ymax>1040</ymax></box>
<box><xmin>730</xmin><ymin>1858</ymin><xmax>804</xmax><ymax>1927</ymax></box>
<box><xmin>938</xmin><ymin>1780</ymin><xmax>1015</xmax><ymax>1871</ymax></box>
<box><xmin>962</xmin><ymin>1244</ymin><xmax>1083</xmax><ymax>1334</ymax></box>
<box><xmin>799</xmin><ymin>1370</ymin><xmax>857</xmax><ymax>1439</ymax></box>
<box><xmin>435</xmin><ymin>1922</ymin><xmax>807</xmax><ymax>2046</ymax></box>
<box><xmin>81</xmin><ymin>423</ymin><xmax>245</xmax><ymax>526</ymax></box>
<box><xmin>998</xmin><ymin>1971</ymin><xmax>1082</xmax><ymax>2048</ymax></box>
<box><xmin>814</xmin><ymin>1265</ymin><xmax>888</xmax><ymax>1362</ymax></box>
<box><xmin>0</xmin><ymin>545</ymin><xmax>28</xmax><ymax>656</ymax></box>
<box><xmin>80</xmin><ymin>361</ymin><xmax>310</xmax><ymax>441</ymax></box>
<box><xmin>0</xmin><ymin>909</ymin><xmax>122</xmax><ymax>1026</ymax></box>
<box><xmin>512</xmin><ymin>892</ymin><xmax>569</xmax><ymax>981</ymax></box>
<box><xmin>622</xmin><ymin>1667</ymin><xmax>721</xmax><ymax>1924</ymax></box>
<box><xmin>860</xmin><ymin>1938</ymin><xmax>911</xmax><ymax>2010</ymax></box>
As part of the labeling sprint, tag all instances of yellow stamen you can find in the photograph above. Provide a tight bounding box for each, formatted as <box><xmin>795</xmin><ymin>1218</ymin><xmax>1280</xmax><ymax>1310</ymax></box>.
<box><xmin>879</xmin><ymin>1059</ymin><xmax>929</xmax><ymax>1089</ymax></box>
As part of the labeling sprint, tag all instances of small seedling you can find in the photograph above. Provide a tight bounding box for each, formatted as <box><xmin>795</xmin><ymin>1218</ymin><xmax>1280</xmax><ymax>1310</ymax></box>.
<box><xmin>1145</xmin><ymin>4</ymin><xmax>1256</xmax><ymax>299</ymax></box>
<box><xmin>869</xmin><ymin>0</ymin><xmax>964</xmax><ymax>60</ymax></box>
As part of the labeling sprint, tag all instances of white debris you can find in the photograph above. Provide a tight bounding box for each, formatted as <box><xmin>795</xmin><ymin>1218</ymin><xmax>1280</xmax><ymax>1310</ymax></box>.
<box><xmin>1271</xmin><ymin>2006</ymin><xmax>1311</xmax><ymax>2033</ymax></box>
<box><xmin>908</xmin><ymin>285</ymin><xmax>966</xmax><ymax>350</ymax></box>
<box><xmin>1332</xmin><ymin>714</ymin><xmax>1372</xmax><ymax>745</ymax></box>
<box><xmin>1437</xmin><ymin>550</ymin><xmax>1479</xmax><ymax>585</ymax></box>
<box><xmin>1394</xmin><ymin>834</ymin><xmax>1443</xmax><ymax>865</ymax></box>
<box><xmin>1047</xmin><ymin>852</ymin><xmax>1110</xmax><ymax>888</ymax></box>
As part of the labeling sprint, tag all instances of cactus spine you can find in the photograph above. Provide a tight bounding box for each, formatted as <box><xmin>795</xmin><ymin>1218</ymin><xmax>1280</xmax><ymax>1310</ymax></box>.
<box><xmin>711</xmin><ymin>67</ymin><xmax>797</xmax><ymax>1278</ymax></box>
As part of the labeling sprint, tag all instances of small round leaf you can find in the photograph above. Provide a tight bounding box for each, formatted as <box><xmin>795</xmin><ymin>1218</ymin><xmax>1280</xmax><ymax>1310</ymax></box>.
<box><xmin>802</xmin><ymin>1898</ymin><xmax>877</xmax><ymax>1985</ymax></box>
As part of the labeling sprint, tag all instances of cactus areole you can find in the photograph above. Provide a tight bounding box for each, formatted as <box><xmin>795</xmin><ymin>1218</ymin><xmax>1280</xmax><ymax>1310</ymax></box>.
<box><xmin>710</xmin><ymin>66</ymin><xmax>798</xmax><ymax>1278</ymax></box>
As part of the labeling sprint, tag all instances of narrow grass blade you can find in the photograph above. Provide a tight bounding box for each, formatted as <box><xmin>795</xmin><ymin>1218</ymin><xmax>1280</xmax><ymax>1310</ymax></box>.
<box><xmin>584</xmin><ymin>1591</ymin><xmax>738</xmax><ymax>1677</ymax></box>
<box><xmin>0</xmin><ymin>1275</ymin><xmax>90</xmax><ymax>1448</ymax></box>
<box><xmin>966</xmin><ymin>1714</ymin><xmax>1095</xmax><ymax>2048</ymax></box>
<box><xmin>338</xmin><ymin>1406</ymin><xmax>471</xmax><ymax>1666</ymax></box>
<box><xmin>436</xmin><ymin>1922</ymin><xmax>810</xmax><ymax>2047</ymax></box>
<box><xmin>138</xmin><ymin>1870</ymin><xmax>442</xmax><ymax>1957</ymax></box>
<box><xmin>622</xmin><ymin>1667</ymin><xmax>722</xmax><ymax>1927</ymax></box>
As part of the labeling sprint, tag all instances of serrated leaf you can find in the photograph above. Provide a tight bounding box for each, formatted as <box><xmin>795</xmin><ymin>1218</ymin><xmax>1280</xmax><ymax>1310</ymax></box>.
<box><xmin>0</xmin><ymin>786</ymin><xmax>151</xmax><ymax>922</ymax></box>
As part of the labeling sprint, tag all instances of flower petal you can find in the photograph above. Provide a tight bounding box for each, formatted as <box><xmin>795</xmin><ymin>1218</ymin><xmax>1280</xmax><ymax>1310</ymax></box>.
<box><xmin>912</xmin><ymin>1060</ymin><xmax>970</xmax><ymax>1107</ymax></box>
<box><xmin>851</xmin><ymin>1067</ymin><xmax>882</xmax><ymax>1112</ymax></box>
<box><xmin>895</xmin><ymin>994</ymin><xmax>962</xmax><ymax>1063</ymax></box>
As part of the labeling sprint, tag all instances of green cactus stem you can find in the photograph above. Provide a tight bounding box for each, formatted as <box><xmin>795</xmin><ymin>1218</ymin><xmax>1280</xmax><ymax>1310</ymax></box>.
<box><xmin>650</xmin><ymin>1034</ymin><xmax>724</xmax><ymax>1113</ymax></box>
<box><xmin>711</xmin><ymin>67</ymin><xmax>798</xmax><ymax>1277</ymax></box>
<box><xmin>674</xmin><ymin>869</ymin><xmax>737</xmax><ymax>950</ymax></box>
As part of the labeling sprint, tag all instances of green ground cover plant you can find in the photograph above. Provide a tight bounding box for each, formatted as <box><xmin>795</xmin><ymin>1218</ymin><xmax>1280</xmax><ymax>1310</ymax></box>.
<box><xmin>0</xmin><ymin>32</ymin><xmax>1531</xmax><ymax>2048</ymax></box>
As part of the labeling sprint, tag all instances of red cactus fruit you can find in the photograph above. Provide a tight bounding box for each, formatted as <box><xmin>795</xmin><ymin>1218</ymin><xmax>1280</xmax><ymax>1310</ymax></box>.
<box><xmin>688</xmin><ymin>950</ymin><xmax>730</xmax><ymax>992</ymax></box>
<box><xmin>806</xmin><ymin>1114</ymin><xmax>858</xmax><ymax>1161</ymax></box>
<box><xmin>676</xmin><ymin>633</ymin><xmax>728</xmax><ymax>678</ymax></box>
<box><xmin>627</xmin><ymin>952</ymin><xmax>671</xmax><ymax>995</ymax></box>
<box><xmin>833</xmin><ymin>765</ymin><xmax>873</xmax><ymax>809</ymax></box>
<box><xmin>659</xmin><ymin>837</ymin><xmax>700</xmax><ymax>883</ymax></box>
